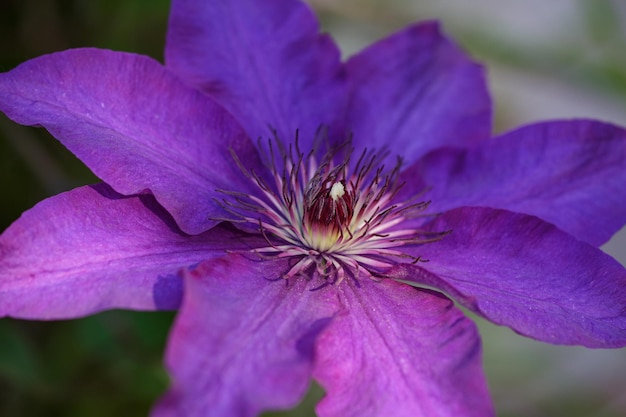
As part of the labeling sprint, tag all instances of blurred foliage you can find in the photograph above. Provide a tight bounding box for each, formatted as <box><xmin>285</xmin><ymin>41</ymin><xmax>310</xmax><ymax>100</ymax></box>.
<box><xmin>1</xmin><ymin>0</ymin><xmax>626</xmax><ymax>416</ymax></box>
<box><xmin>0</xmin><ymin>311</ymin><xmax>174</xmax><ymax>416</ymax></box>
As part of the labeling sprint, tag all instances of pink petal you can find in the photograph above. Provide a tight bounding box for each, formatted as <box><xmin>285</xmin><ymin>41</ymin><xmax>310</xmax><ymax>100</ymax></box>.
<box><xmin>154</xmin><ymin>254</ymin><xmax>340</xmax><ymax>417</ymax></box>
<box><xmin>412</xmin><ymin>120</ymin><xmax>626</xmax><ymax>245</ymax></box>
<box><xmin>345</xmin><ymin>21</ymin><xmax>491</xmax><ymax>164</ymax></box>
<box><xmin>394</xmin><ymin>206</ymin><xmax>626</xmax><ymax>347</ymax></box>
<box><xmin>0</xmin><ymin>184</ymin><xmax>263</xmax><ymax>319</ymax></box>
<box><xmin>0</xmin><ymin>48</ymin><xmax>260</xmax><ymax>235</ymax></box>
<box><xmin>314</xmin><ymin>279</ymin><xmax>493</xmax><ymax>417</ymax></box>
<box><xmin>166</xmin><ymin>0</ymin><xmax>347</xmax><ymax>150</ymax></box>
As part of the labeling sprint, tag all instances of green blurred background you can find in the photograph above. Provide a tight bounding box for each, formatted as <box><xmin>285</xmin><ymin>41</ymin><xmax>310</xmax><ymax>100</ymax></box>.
<box><xmin>1</xmin><ymin>0</ymin><xmax>625</xmax><ymax>416</ymax></box>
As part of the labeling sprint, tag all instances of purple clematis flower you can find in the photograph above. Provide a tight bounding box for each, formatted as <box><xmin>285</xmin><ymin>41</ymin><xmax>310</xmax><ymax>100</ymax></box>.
<box><xmin>1</xmin><ymin>0</ymin><xmax>626</xmax><ymax>415</ymax></box>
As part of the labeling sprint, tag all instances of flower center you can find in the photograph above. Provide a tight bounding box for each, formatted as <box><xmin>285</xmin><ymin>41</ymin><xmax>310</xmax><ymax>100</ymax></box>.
<box><xmin>304</xmin><ymin>175</ymin><xmax>353</xmax><ymax>252</ymax></box>
<box><xmin>220</xmin><ymin>135</ymin><xmax>443</xmax><ymax>285</ymax></box>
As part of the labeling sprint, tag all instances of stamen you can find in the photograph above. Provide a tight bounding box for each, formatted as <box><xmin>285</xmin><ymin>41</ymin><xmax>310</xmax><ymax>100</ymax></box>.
<box><xmin>217</xmin><ymin>132</ymin><xmax>445</xmax><ymax>285</ymax></box>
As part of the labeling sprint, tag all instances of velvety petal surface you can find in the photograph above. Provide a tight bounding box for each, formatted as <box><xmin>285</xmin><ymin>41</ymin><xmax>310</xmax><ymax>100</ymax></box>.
<box><xmin>345</xmin><ymin>21</ymin><xmax>490</xmax><ymax>164</ymax></box>
<box><xmin>154</xmin><ymin>254</ymin><xmax>340</xmax><ymax>417</ymax></box>
<box><xmin>0</xmin><ymin>184</ymin><xmax>264</xmax><ymax>319</ymax></box>
<box><xmin>393</xmin><ymin>207</ymin><xmax>626</xmax><ymax>348</ymax></box>
<box><xmin>411</xmin><ymin>120</ymin><xmax>626</xmax><ymax>246</ymax></box>
<box><xmin>0</xmin><ymin>48</ymin><xmax>261</xmax><ymax>235</ymax></box>
<box><xmin>166</xmin><ymin>0</ymin><xmax>347</xmax><ymax>150</ymax></box>
<box><xmin>313</xmin><ymin>279</ymin><xmax>493</xmax><ymax>417</ymax></box>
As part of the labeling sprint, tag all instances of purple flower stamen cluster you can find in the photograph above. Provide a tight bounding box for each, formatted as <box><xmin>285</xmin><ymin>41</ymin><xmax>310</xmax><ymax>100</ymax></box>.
<box><xmin>221</xmin><ymin>135</ymin><xmax>437</xmax><ymax>284</ymax></box>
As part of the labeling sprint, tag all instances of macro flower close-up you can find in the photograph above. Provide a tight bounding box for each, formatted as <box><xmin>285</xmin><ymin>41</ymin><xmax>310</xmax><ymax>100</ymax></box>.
<box><xmin>1</xmin><ymin>0</ymin><xmax>626</xmax><ymax>416</ymax></box>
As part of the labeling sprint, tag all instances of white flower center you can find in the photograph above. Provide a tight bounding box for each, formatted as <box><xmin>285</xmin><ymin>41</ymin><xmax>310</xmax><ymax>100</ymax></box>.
<box><xmin>220</xmin><ymin>138</ymin><xmax>445</xmax><ymax>286</ymax></box>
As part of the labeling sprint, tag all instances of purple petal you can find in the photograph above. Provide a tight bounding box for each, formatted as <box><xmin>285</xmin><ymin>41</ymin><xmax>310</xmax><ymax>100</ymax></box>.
<box><xmin>412</xmin><ymin>120</ymin><xmax>626</xmax><ymax>246</ymax></box>
<box><xmin>166</xmin><ymin>0</ymin><xmax>347</xmax><ymax>150</ymax></box>
<box><xmin>154</xmin><ymin>254</ymin><xmax>340</xmax><ymax>417</ymax></box>
<box><xmin>345</xmin><ymin>21</ymin><xmax>491</xmax><ymax>163</ymax></box>
<box><xmin>313</xmin><ymin>279</ymin><xmax>493</xmax><ymax>417</ymax></box>
<box><xmin>393</xmin><ymin>207</ymin><xmax>626</xmax><ymax>348</ymax></box>
<box><xmin>0</xmin><ymin>48</ymin><xmax>261</xmax><ymax>235</ymax></box>
<box><xmin>0</xmin><ymin>184</ymin><xmax>263</xmax><ymax>319</ymax></box>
